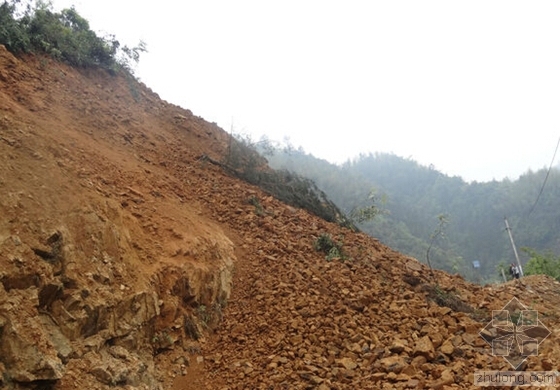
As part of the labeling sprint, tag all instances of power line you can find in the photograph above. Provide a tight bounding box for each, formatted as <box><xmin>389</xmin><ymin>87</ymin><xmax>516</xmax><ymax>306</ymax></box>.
<box><xmin>527</xmin><ymin>136</ymin><xmax>560</xmax><ymax>218</ymax></box>
<box><xmin>506</xmin><ymin>136</ymin><xmax>560</xmax><ymax>265</ymax></box>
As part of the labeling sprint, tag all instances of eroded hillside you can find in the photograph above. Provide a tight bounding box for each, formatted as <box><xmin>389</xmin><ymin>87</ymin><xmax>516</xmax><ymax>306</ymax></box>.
<box><xmin>0</xmin><ymin>46</ymin><xmax>559</xmax><ymax>390</ymax></box>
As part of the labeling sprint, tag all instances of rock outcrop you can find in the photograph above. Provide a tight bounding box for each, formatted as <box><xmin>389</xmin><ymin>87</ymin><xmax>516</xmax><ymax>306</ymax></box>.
<box><xmin>0</xmin><ymin>45</ymin><xmax>234</xmax><ymax>389</ymax></box>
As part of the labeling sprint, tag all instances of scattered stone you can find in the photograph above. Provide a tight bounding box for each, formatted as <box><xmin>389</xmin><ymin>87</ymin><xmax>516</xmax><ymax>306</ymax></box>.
<box><xmin>440</xmin><ymin>339</ymin><xmax>454</xmax><ymax>355</ymax></box>
<box><xmin>378</xmin><ymin>356</ymin><xmax>408</xmax><ymax>374</ymax></box>
<box><xmin>337</xmin><ymin>357</ymin><xmax>357</xmax><ymax>370</ymax></box>
<box><xmin>541</xmin><ymin>359</ymin><xmax>553</xmax><ymax>371</ymax></box>
<box><xmin>431</xmin><ymin>368</ymin><xmax>455</xmax><ymax>389</ymax></box>
<box><xmin>90</xmin><ymin>365</ymin><xmax>113</xmax><ymax>385</ymax></box>
<box><xmin>414</xmin><ymin>336</ymin><xmax>435</xmax><ymax>361</ymax></box>
<box><xmin>389</xmin><ymin>339</ymin><xmax>407</xmax><ymax>354</ymax></box>
<box><xmin>109</xmin><ymin>345</ymin><xmax>130</xmax><ymax>360</ymax></box>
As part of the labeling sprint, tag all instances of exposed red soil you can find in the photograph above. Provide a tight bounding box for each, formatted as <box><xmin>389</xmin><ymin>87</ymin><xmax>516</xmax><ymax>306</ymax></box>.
<box><xmin>1</xmin><ymin>46</ymin><xmax>559</xmax><ymax>390</ymax></box>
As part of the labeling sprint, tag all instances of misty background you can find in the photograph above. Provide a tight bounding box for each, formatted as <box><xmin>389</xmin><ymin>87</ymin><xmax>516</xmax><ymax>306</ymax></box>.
<box><xmin>260</xmin><ymin>144</ymin><xmax>560</xmax><ymax>283</ymax></box>
<box><xmin>50</xmin><ymin>0</ymin><xmax>560</xmax><ymax>183</ymax></box>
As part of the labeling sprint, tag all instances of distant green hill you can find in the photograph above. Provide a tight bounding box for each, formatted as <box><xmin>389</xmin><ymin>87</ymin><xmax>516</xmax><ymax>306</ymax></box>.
<box><xmin>266</xmin><ymin>148</ymin><xmax>560</xmax><ymax>283</ymax></box>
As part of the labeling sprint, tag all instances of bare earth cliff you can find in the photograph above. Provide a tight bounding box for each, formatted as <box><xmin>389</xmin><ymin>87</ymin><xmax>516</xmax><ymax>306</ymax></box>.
<box><xmin>0</xmin><ymin>46</ymin><xmax>559</xmax><ymax>389</ymax></box>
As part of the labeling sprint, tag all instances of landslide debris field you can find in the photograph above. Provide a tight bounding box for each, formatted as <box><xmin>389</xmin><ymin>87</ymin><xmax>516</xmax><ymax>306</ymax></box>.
<box><xmin>1</xmin><ymin>46</ymin><xmax>559</xmax><ymax>390</ymax></box>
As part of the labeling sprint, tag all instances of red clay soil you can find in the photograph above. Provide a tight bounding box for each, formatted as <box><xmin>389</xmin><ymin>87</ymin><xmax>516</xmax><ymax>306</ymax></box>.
<box><xmin>1</xmin><ymin>46</ymin><xmax>559</xmax><ymax>390</ymax></box>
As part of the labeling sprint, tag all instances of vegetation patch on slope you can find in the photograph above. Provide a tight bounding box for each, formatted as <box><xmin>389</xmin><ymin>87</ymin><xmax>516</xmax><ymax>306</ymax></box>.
<box><xmin>0</xmin><ymin>0</ymin><xmax>145</xmax><ymax>72</ymax></box>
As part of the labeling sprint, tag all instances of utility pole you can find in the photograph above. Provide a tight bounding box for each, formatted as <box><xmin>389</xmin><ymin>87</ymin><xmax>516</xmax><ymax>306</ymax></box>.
<box><xmin>500</xmin><ymin>267</ymin><xmax>507</xmax><ymax>283</ymax></box>
<box><xmin>504</xmin><ymin>217</ymin><xmax>523</xmax><ymax>277</ymax></box>
<box><xmin>226</xmin><ymin>117</ymin><xmax>234</xmax><ymax>165</ymax></box>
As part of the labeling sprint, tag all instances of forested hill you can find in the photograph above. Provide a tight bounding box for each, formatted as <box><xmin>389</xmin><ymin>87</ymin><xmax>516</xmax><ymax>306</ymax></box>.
<box><xmin>266</xmin><ymin>149</ymin><xmax>560</xmax><ymax>283</ymax></box>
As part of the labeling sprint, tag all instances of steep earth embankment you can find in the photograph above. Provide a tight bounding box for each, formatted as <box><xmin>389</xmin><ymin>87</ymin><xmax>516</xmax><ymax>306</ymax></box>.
<box><xmin>0</xmin><ymin>46</ymin><xmax>559</xmax><ymax>390</ymax></box>
<box><xmin>0</xmin><ymin>46</ymin><xmax>235</xmax><ymax>389</ymax></box>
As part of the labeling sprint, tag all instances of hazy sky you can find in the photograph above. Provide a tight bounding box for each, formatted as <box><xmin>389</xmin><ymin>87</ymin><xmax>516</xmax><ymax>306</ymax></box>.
<box><xmin>51</xmin><ymin>1</ymin><xmax>560</xmax><ymax>182</ymax></box>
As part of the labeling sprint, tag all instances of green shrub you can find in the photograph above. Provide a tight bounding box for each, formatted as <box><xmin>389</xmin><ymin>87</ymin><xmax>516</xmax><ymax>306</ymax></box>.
<box><xmin>522</xmin><ymin>247</ymin><xmax>560</xmax><ymax>281</ymax></box>
<box><xmin>348</xmin><ymin>189</ymin><xmax>385</xmax><ymax>223</ymax></box>
<box><xmin>247</xmin><ymin>195</ymin><xmax>265</xmax><ymax>216</ymax></box>
<box><xmin>222</xmin><ymin>133</ymin><xmax>353</xmax><ymax>227</ymax></box>
<box><xmin>314</xmin><ymin>233</ymin><xmax>347</xmax><ymax>261</ymax></box>
<box><xmin>0</xmin><ymin>0</ymin><xmax>145</xmax><ymax>73</ymax></box>
<box><xmin>0</xmin><ymin>1</ymin><xmax>31</xmax><ymax>52</ymax></box>
<box><xmin>424</xmin><ymin>284</ymin><xmax>473</xmax><ymax>313</ymax></box>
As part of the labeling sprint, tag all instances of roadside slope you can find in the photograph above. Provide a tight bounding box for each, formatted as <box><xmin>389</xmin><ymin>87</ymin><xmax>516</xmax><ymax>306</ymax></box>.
<box><xmin>0</xmin><ymin>47</ymin><xmax>558</xmax><ymax>390</ymax></box>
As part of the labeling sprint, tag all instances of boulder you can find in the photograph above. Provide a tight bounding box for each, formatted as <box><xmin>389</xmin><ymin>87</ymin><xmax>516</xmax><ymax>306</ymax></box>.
<box><xmin>413</xmin><ymin>335</ymin><xmax>435</xmax><ymax>361</ymax></box>
<box><xmin>0</xmin><ymin>318</ymin><xmax>64</xmax><ymax>382</ymax></box>
<box><xmin>378</xmin><ymin>355</ymin><xmax>408</xmax><ymax>374</ymax></box>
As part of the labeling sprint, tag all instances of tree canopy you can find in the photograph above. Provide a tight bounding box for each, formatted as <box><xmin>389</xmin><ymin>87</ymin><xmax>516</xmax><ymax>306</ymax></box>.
<box><xmin>0</xmin><ymin>0</ymin><xmax>145</xmax><ymax>72</ymax></box>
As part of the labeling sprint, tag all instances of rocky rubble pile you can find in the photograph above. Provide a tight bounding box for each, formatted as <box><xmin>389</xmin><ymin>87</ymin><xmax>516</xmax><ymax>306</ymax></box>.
<box><xmin>195</xmin><ymin>191</ymin><xmax>560</xmax><ymax>389</ymax></box>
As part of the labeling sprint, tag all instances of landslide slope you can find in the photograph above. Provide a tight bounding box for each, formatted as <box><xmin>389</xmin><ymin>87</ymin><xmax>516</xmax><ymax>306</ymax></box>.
<box><xmin>0</xmin><ymin>47</ymin><xmax>559</xmax><ymax>390</ymax></box>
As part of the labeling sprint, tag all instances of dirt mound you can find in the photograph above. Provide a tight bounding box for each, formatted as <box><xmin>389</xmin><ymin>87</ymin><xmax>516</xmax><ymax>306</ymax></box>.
<box><xmin>0</xmin><ymin>45</ymin><xmax>559</xmax><ymax>389</ymax></box>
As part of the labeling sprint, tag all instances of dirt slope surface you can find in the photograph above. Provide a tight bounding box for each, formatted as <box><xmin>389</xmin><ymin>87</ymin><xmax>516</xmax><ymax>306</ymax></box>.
<box><xmin>0</xmin><ymin>46</ymin><xmax>559</xmax><ymax>390</ymax></box>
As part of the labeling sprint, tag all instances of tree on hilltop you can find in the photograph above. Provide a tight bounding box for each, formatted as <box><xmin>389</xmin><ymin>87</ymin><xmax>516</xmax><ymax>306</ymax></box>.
<box><xmin>0</xmin><ymin>0</ymin><xmax>146</xmax><ymax>73</ymax></box>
